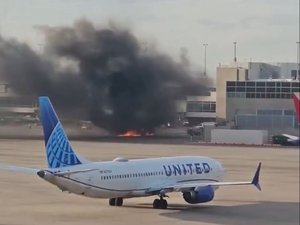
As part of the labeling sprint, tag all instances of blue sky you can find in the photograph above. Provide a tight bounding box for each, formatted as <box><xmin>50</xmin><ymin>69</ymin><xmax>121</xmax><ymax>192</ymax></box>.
<box><xmin>0</xmin><ymin>0</ymin><xmax>298</xmax><ymax>76</ymax></box>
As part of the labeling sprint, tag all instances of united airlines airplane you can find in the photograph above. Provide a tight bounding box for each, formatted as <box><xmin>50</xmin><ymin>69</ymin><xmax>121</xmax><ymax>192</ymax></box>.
<box><xmin>0</xmin><ymin>97</ymin><xmax>261</xmax><ymax>209</ymax></box>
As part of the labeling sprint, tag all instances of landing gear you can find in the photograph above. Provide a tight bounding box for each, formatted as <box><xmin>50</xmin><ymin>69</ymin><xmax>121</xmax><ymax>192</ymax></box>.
<box><xmin>109</xmin><ymin>197</ymin><xmax>123</xmax><ymax>206</ymax></box>
<box><xmin>153</xmin><ymin>196</ymin><xmax>168</xmax><ymax>209</ymax></box>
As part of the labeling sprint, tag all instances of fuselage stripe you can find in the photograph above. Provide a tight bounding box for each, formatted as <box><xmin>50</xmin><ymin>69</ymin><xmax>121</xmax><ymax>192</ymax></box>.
<box><xmin>49</xmin><ymin>171</ymin><xmax>220</xmax><ymax>192</ymax></box>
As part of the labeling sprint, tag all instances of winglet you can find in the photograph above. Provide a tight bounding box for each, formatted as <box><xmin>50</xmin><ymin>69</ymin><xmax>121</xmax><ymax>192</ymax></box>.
<box><xmin>251</xmin><ymin>162</ymin><xmax>262</xmax><ymax>191</ymax></box>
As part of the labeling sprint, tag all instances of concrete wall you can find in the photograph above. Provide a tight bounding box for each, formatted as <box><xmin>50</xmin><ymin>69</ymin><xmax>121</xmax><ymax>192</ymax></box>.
<box><xmin>203</xmin><ymin>123</ymin><xmax>215</xmax><ymax>142</ymax></box>
<box><xmin>226</xmin><ymin>97</ymin><xmax>294</xmax><ymax>122</ymax></box>
<box><xmin>211</xmin><ymin>129</ymin><xmax>268</xmax><ymax>145</ymax></box>
<box><xmin>186</xmin><ymin>112</ymin><xmax>216</xmax><ymax>118</ymax></box>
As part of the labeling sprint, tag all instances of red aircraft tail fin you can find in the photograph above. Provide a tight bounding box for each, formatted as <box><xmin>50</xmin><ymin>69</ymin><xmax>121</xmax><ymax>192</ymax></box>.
<box><xmin>293</xmin><ymin>93</ymin><xmax>300</xmax><ymax>123</ymax></box>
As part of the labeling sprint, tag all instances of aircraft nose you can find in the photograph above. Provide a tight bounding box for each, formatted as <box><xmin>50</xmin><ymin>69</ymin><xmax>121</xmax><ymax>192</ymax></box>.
<box><xmin>37</xmin><ymin>170</ymin><xmax>46</xmax><ymax>178</ymax></box>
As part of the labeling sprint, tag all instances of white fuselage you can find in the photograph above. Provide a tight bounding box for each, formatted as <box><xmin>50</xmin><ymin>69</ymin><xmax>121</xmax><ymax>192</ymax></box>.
<box><xmin>41</xmin><ymin>156</ymin><xmax>225</xmax><ymax>198</ymax></box>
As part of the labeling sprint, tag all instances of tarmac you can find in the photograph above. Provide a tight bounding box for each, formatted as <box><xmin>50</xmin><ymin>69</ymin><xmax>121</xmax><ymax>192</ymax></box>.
<box><xmin>0</xmin><ymin>139</ymin><xmax>299</xmax><ymax>225</ymax></box>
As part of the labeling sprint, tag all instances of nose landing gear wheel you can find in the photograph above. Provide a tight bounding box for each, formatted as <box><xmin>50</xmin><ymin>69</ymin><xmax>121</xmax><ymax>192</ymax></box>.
<box><xmin>116</xmin><ymin>197</ymin><xmax>123</xmax><ymax>206</ymax></box>
<box><xmin>109</xmin><ymin>198</ymin><xmax>115</xmax><ymax>206</ymax></box>
<box><xmin>109</xmin><ymin>198</ymin><xmax>123</xmax><ymax>206</ymax></box>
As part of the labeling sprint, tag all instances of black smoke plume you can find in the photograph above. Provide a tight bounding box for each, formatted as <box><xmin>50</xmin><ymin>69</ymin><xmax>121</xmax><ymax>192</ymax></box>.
<box><xmin>0</xmin><ymin>20</ymin><xmax>209</xmax><ymax>133</ymax></box>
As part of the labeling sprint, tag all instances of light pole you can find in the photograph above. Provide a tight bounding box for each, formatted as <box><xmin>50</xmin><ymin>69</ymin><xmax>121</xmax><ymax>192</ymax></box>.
<box><xmin>203</xmin><ymin>43</ymin><xmax>208</xmax><ymax>77</ymax></box>
<box><xmin>297</xmin><ymin>0</ymin><xmax>300</xmax><ymax>80</ymax></box>
<box><xmin>233</xmin><ymin>41</ymin><xmax>237</xmax><ymax>63</ymax></box>
<box><xmin>297</xmin><ymin>42</ymin><xmax>300</xmax><ymax>80</ymax></box>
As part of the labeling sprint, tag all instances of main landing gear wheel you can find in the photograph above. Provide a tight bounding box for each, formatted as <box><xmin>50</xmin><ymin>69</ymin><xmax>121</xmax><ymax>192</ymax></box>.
<box><xmin>109</xmin><ymin>198</ymin><xmax>123</xmax><ymax>206</ymax></box>
<box><xmin>153</xmin><ymin>198</ymin><xmax>168</xmax><ymax>209</ymax></box>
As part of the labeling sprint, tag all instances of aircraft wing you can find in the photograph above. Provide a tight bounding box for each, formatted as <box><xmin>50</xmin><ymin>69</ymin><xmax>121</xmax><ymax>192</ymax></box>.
<box><xmin>165</xmin><ymin>180</ymin><xmax>255</xmax><ymax>192</ymax></box>
<box><xmin>282</xmin><ymin>134</ymin><xmax>299</xmax><ymax>141</ymax></box>
<box><xmin>0</xmin><ymin>163</ymin><xmax>39</xmax><ymax>175</ymax></box>
<box><xmin>148</xmin><ymin>163</ymin><xmax>261</xmax><ymax>194</ymax></box>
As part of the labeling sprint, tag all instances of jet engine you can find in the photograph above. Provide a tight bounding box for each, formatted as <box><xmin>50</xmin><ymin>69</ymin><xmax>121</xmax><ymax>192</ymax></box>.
<box><xmin>182</xmin><ymin>186</ymin><xmax>214</xmax><ymax>204</ymax></box>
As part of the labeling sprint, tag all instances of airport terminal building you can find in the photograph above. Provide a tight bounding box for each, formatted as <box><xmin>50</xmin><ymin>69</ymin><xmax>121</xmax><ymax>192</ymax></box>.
<box><xmin>225</xmin><ymin>79</ymin><xmax>299</xmax><ymax>135</ymax></box>
<box><xmin>0</xmin><ymin>82</ymin><xmax>38</xmax><ymax>124</ymax></box>
<box><xmin>185</xmin><ymin>91</ymin><xmax>216</xmax><ymax>125</ymax></box>
<box><xmin>178</xmin><ymin>62</ymin><xmax>300</xmax><ymax>135</ymax></box>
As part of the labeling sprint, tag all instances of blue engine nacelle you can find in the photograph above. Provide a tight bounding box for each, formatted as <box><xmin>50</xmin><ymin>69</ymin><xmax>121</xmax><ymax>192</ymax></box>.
<box><xmin>182</xmin><ymin>186</ymin><xmax>214</xmax><ymax>204</ymax></box>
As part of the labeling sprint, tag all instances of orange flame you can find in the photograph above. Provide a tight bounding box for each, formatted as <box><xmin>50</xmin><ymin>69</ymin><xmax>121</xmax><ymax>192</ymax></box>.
<box><xmin>118</xmin><ymin>130</ymin><xmax>141</xmax><ymax>137</ymax></box>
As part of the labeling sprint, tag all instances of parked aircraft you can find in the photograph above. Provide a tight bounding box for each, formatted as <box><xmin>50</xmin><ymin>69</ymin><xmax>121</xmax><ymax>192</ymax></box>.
<box><xmin>293</xmin><ymin>92</ymin><xmax>300</xmax><ymax>122</ymax></box>
<box><xmin>281</xmin><ymin>93</ymin><xmax>300</xmax><ymax>146</ymax></box>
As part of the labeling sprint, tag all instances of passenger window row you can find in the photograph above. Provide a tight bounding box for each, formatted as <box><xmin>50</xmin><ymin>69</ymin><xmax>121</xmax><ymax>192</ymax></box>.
<box><xmin>101</xmin><ymin>171</ymin><xmax>164</xmax><ymax>180</ymax></box>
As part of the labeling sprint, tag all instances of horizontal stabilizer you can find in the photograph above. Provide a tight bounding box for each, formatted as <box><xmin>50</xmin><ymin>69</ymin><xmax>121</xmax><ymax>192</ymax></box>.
<box><xmin>0</xmin><ymin>163</ymin><xmax>38</xmax><ymax>175</ymax></box>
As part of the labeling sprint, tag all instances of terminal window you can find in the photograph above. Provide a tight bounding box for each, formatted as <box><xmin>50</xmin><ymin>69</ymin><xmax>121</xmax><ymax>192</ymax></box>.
<box><xmin>226</xmin><ymin>81</ymin><xmax>300</xmax><ymax>99</ymax></box>
<box><xmin>186</xmin><ymin>101</ymin><xmax>216</xmax><ymax>112</ymax></box>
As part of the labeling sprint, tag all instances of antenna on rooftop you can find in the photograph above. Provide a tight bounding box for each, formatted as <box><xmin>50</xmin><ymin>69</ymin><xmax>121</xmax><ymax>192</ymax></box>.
<box><xmin>233</xmin><ymin>42</ymin><xmax>237</xmax><ymax>63</ymax></box>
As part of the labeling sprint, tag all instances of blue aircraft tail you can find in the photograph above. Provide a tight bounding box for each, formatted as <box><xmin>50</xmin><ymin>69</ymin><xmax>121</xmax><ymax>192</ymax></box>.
<box><xmin>39</xmin><ymin>96</ymin><xmax>82</xmax><ymax>168</ymax></box>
